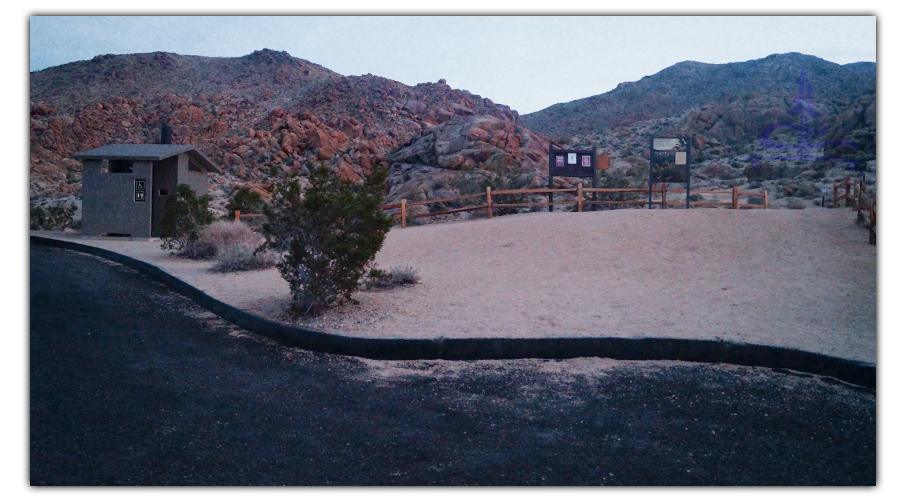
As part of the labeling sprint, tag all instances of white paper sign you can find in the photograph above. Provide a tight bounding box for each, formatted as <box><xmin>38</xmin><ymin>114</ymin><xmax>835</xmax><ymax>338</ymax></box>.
<box><xmin>653</xmin><ymin>138</ymin><xmax>681</xmax><ymax>150</ymax></box>
<box><xmin>675</xmin><ymin>152</ymin><xmax>687</xmax><ymax>165</ymax></box>
<box><xmin>568</xmin><ymin>153</ymin><xmax>577</xmax><ymax>164</ymax></box>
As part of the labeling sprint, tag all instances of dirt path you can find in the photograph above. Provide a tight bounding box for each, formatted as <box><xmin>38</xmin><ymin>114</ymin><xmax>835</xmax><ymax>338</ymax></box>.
<box><xmin>34</xmin><ymin>207</ymin><xmax>877</xmax><ymax>364</ymax></box>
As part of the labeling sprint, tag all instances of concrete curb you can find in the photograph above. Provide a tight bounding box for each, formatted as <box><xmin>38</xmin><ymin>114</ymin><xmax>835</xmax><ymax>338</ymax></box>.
<box><xmin>31</xmin><ymin>235</ymin><xmax>876</xmax><ymax>390</ymax></box>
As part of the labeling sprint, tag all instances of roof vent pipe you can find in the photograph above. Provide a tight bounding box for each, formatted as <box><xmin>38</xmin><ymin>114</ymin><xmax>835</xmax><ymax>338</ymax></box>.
<box><xmin>160</xmin><ymin>122</ymin><xmax>172</xmax><ymax>144</ymax></box>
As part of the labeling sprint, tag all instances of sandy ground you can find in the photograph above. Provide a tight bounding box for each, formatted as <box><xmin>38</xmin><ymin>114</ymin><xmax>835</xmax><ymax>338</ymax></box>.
<box><xmin>33</xmin><ymin>207</ymin><xmax>877</xmax><ymax>364</ymax></box>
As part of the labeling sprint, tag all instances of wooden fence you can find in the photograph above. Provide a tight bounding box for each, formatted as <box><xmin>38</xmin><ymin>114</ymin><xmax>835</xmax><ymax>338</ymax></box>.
<box><xmin>234</xmin><ymin>210</ymin><xmax>266</xmax><ymax>223</ymax></box>
<box><xmin>382</xmin><ymin>184</ymin><xmax>769</xmax><ymax>228</ymax></box>
<box><xmin>832</xmin><ymin>176</ymin><xmax>871</xmax><ymax>210</ymax></box>
<box><xmin>827</xmin><ymin>176</ymin><xmax>875</xmax><ymax>246</ymax></box>
<box><xmin>232</xmin><ymin>179</ymin><xmax>874</xmax><ymax>244</ymax></box>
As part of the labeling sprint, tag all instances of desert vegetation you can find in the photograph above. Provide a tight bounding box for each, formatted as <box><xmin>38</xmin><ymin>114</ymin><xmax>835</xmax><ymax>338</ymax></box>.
<box><xmin>159</xmin><ymin>184</ymin><xmax>215</xmax><ymax>253</ymax></box>
<box><xmin>30</xmin><ymin>202</ymin><xmax>78</xmax><ymax>231</ymax></box>
<box><xmin>362</xmin><ymin>265</ymin><xmax>421</xmax><ymax>290</ymax></box>
<box><xmin>259</xmin><ymin>162</ymin><xmax>394</xmax><ymax>316</ymax></box>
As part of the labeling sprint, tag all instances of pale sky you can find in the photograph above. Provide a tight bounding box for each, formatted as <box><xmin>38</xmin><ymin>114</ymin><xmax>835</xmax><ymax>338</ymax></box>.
<box><xmin>29</xmin><ymin>15</ymin><xmax>875</xmax><ymax>115</ymax></box>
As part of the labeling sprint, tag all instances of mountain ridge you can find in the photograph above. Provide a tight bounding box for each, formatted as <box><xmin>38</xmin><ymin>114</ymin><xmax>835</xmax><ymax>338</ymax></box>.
<box><xmin>30</xmin><ymin>49</ymin><xmax>876</xmax><ymax>217</ymax></box>
<box><xmin>521</xmin><ymin>52</ymin><xmax>875</xmax><ymax>138</ymax></box>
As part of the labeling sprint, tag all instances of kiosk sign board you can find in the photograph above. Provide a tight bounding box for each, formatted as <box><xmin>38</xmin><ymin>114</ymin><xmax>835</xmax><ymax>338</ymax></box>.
<box><xmin>550</xmin><ymin>147</ymin><xmax>596</xmax><ymax>178</ymax></box>
<box><xmin>548</xmin><ymin>147</ymin><xmax>598</xmax><ymax>211</ymax></box>
<box><xmin>649</xmin><ymin>137</ymin><xmax>691</xmax><ymax>208</ymax></box>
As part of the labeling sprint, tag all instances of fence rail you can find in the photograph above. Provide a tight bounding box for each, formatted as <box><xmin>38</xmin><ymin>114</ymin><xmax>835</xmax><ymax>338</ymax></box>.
<box><xmin>228</xmin><ymin>179</ymin><xmax>872</xmax><ymax>245</ymax></box>
<box><xmin>832</xmin><ymin>176</ymin><xmax>871</xmax><ymax>210</ymax></box>
<box><xmin>381</xmin><ymin>183</ymin><xmax>769</xmax><ymax>228</ymax></box>
<box><xmin>234</xmin><ymin>210</ymin><xmax>265</xmax><ymax>222</ymax></box>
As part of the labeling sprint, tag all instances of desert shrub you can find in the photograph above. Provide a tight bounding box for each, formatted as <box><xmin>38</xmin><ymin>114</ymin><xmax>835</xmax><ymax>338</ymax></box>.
<box><xmin>363</xmin><ymin>268</ymin><xmax>392</xmax><ymax>288</ymax></box>
<box><xmin>483</xmin><ymin>174</ymin><xmax>533</xmax><ymax>215</ymax></box>
<box><xmin>225</xmin><ymin>187</ymin><xmax>268</xmax><ymax>220</ymax></box>
<box><xmin>260</xmin><ymin>162</ymin><xmax>393</xmax><ymax>316</ymax></box>
<box><xmin>450</xmin><ymin>172</ymin><xmax>533</xmax><ymax>215</ymax></box>
<box><xmin>210</xmin><ymin>245</ymin><xmax>280</xmax><ymax>273</ymax></box>
<box><xmin>160</xmin><ymin>184</ymin><xmax>214</xmax><ymax>253</ymax></box>
<box><xmin>744</xmin><ymin>162</ymin><xmax>782</xmax><ymax>181</ymax></box>
<box><xmin>181</xmin><ymin>220</ymin><xmax>278</xmax><ymax>271</ymax></box>
<box><xmin>748</xmin><ymin>196</ymin><xmax>765</xmax><ymax>206</ymax></box>
<box><xmin>30</xmin><ymin>202</ymin><xmax>77</xmax><ymax>231</ymax></box>
<box><xmin>182</xmin><ymin>220</ymin><xmax>261</xmax><ymax>259</ymax></box>
<box><xmin>389</xmin><ymin>265</ymin><xmax>420</xmax><ymax>285</ymax></box>
<box><xmin>595</xmin><ymin>172</ymin><xmax>641</xmax><ymax>210</ymax></box>
<box><xmin>796</xmin><ymin>184</ymin><xmax>818</xmax><ymax>198</ymax></box>
<box><xmin>787</xmin><ymin>198</ymin><xmax>806</xmax><ymax>209</ymax></box>
<box><xmin>688</xmin><ymin>193</ymin><xmax>705</xmax><ymax>202</ymax></box>
<box><xmin>362</xmin><ymin>265</ymin><xmax>420</xmax><ymax>289</ymax></box>
<box><xmin>449</xmin><ymin>173</ymin><xmax>483</xmax><ymax>195</ymax></box>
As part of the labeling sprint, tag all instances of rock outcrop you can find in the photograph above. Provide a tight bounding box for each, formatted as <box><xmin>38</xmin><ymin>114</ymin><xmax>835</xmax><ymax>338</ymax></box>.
<box><xmin>30</xmin><ymin>50</ymin><xmax>553</xmax><ymax>215</ymax></box>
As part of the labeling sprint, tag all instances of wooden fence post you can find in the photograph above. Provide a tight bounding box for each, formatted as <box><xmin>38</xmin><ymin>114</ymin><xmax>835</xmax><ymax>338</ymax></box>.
<box><xmin>764</xmin><ymin>190</ymin><xmax>768</xmax><ymax>209</ymax></box>
<box><xmin>235</xmin><ymin>210</ymin><xmax>241</xmax><ymax>223</ymax></box>
<box><xmin>577</xmin><ymin>183</ymin><xmax>583</xmax><ymax>212</ymax></box>
<box><xmin>401</xmin><ymin>199</ymin><xmax>407</xmax><ymax>228</ymax></box>
<box><xmin>486</xmin><ymin>186</ymin><xmax>493</xmax><ymax>218</ymax></box>
<box><xmin>869</xmin><ymin>200</ymin><xmax>876</xmax><ymax>245</ymax></box>
<box><xmin>844</xmin><ymin>176</ymin><xmax>851</xmax><ymax>205</ymax></box>
<box><xmin>732</xmin><ymin>185</ymin><xmax>739</xmax><ymax>209</ymax></box>
<box><xmin>661</xmin><ymin>183</ymin><xmax>667</xmax><ymax>209</ymax></box>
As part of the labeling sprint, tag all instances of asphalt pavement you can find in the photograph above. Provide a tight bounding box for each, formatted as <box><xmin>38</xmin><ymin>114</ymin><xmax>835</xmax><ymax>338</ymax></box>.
<box><xmin>30</xmin><ymin>244</ymin><xmax>876</xmax><ymax>485</ymax></box>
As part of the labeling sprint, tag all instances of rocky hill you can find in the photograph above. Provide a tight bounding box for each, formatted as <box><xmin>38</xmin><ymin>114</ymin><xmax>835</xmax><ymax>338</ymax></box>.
<box><xmin>521</xmin><ymin>52</ymin><xmax>876</xmax><ymax>209</ymax></box>
<box><xmin>522</xmin><ymin>53</ymin><xmax>874</xmax><ymax>139</ymax></box>
<box><xmin>30</xmin><ymin>50</ymin><xmax>876</xmax><ymax>218</ymax></box>
<box><xmin>30</xmin><ymin>49</ymin><xmax>552</xmax><ymax>217</ymax></box>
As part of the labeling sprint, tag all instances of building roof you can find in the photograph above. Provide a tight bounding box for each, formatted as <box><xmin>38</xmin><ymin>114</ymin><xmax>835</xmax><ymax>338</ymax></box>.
<box><xmin>72</xmin><ymin>144</ymin><xmax>222</xmax><ymax>174</ymax></box>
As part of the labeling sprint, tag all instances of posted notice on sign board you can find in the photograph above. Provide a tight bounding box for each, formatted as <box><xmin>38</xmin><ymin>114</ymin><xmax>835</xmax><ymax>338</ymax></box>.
<box><xmin>675</xmin><ymin>152</ymin><xmax>687</xmax><ymax>165</ymax></box>
<box><xmin>556</xmin><ymin>156</ymin><xmax>564</xmax><ymax>167</ymax></box>
<box><xmin>568</xmin><ymin>153</ymin><xmax>577</xmax><ymax>164</ymax></box>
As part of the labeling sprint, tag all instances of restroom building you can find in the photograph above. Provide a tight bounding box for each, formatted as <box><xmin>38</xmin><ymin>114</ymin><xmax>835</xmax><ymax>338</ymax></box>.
<box><xmin>72</xmin><ymin>143</ymin><xmax>221</xmax><ymax>238</ymax></box>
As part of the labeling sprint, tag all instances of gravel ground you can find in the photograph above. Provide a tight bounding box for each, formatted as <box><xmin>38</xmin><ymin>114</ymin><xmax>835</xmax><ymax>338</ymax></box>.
<box><xmin>33</xmin><ymin>207</ymin><xmax>877</xmax><ymax>364</ymax></box>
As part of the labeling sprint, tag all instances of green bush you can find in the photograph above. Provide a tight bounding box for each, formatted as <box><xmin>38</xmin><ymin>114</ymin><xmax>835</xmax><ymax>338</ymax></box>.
<box><xmin>160</xmin><ymin>184</ymin><xmax>214</xmax><ymax>254</ymax></box>
<box><xmin>30</xmin><ymin>203</ymin><xmax>77</xmax><ymax>231</ymax></box>
<box><xmin>225</xmin><ymin>187</ymin><xmax>268</xmax><ymax>220</ymax></box>
<box><xmin>260</xmin><ymin>162</ymin><xmax>393</xmax><ymax>316</ymax></box>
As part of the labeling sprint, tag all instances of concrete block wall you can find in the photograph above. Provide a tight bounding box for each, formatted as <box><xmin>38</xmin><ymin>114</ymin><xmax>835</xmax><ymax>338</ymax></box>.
<box><xmin>81</xmin><ymin>159</ymin><xmax>154</xmax><ymax>238</ymax></box>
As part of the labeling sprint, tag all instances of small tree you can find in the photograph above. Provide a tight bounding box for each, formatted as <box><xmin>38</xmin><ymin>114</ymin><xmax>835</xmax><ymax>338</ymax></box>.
<box><xmin>225</xmin><ymin>186</ymin><xmax>268</xmax><ymax>220</ymax></box>
<box><xmin>260</xmin><ymin>162</ymin><xmax>393</xmax><ymax>316</ymax></box>
<box><xmin>160</xmin><ymin>184</ymin><xmax>214</xmax><ymax>253</ymax></box>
